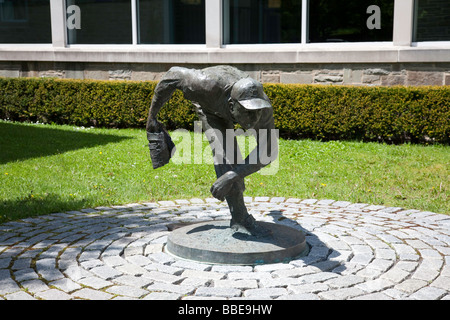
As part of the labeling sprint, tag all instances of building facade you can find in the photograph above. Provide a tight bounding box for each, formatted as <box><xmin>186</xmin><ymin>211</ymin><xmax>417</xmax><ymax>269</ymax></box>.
<box><xmin>0</xmin><ymin>0</ymin><xmax>449</xmax><ymax>86</ymax></box>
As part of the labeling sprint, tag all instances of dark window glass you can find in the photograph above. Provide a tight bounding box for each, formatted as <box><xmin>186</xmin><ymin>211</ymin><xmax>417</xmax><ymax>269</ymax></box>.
<box><xmin>223</xmin><ymin>0</ymin><xmax>302</xmax><ymax>44</ymax></box>
<box><xmin>414</xmin><ymin>0</ymin><xmax>450</xmax><ymax>41</ymax></box>
<box><xmin>309</xmin><ymin>0</ymin><xmax>394</xmax><ymax>42</ymax></box>
<box><xmin>0</xmin><ymin>0</ymin><xmax>51</xmax><ymax>43</ymax></box>
<box><xmin>139</xmin><ymin>0</ymin><xmax>205</xmax><ymax>44</ymax></box>
<box><xmin>66</xmin><ymin>0</ymin><xmax>132</xmax><ymax>44</ymax></box>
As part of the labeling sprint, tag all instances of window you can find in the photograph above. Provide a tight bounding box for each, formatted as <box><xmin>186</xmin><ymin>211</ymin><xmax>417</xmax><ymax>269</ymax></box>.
<box><xmin>139</xmin><ymin>0</ymin><xmax>205</xmax><ymax>44</ymax></box>
<box><xmin>223</xmin><ymin>0</ymin><xmax>394</xmax><ymax>45</ymax></box>
<box><xmin>223</xmin><ymin>0</ymin><xmax>302</xmax><ymax>44</ymax></box>
<box><xmin>66</xmin><ymin>0</ymin><xmax>132</xmax><ymax>44</ymax></box>
<box><xmin>414</xmin><ymin>0</ymin><xmax>450</xmax><ymax>41</ymax></box>
<box><xmin>0</xmin><ymin>0</ymin><xmax>51</xmax><ymax>43</ymax></box>
<box><xmin>308</xmin><ymin>0</ymin><xmax>394</xmax><ymax>43</ymax></box>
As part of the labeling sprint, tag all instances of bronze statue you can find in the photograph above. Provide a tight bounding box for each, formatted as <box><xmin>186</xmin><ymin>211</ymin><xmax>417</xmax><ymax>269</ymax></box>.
<box><xmin>146</xmin><ymin>65</ymin><xmax>278</xmax><ymax>236</ymax></box>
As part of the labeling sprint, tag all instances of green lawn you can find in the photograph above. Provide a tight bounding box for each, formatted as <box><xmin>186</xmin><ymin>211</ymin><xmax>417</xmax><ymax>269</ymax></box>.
<box><xmin>0</xmin><ymin>120</ymin><xmax>448</xmax><ymax>224</ymax></box>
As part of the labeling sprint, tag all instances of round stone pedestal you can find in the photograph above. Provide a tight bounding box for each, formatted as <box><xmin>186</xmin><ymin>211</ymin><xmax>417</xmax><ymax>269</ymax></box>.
<box><xmin>165</xmin><ymin>220</ymin><xmax>308</xmax><ymax>265</ymax></box>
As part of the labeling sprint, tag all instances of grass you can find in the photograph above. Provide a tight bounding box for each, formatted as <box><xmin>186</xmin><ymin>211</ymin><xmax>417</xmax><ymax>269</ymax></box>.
<box><xmin>0</xmin><ymin>120</ymin><xmax>448</xmax><ymax>224</ymax></box>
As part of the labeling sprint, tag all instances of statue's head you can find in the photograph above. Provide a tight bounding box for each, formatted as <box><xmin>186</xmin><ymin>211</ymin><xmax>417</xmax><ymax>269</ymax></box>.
<box><xmin>229</xmin><ymin>78</ymin><xmax>272</xmax><ymax>129</ymax></box>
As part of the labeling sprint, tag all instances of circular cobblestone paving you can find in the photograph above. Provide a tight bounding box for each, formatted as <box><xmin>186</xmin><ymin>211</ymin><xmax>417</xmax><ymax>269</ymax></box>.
<box><xmin>1</xmin><ymin>197</ymin><xmax>449</xmax><ymax>300</ymax></box>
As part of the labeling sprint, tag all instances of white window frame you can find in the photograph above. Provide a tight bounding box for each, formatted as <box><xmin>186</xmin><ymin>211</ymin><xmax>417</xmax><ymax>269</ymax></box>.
<box><xmin>50</xmin><ymin>0</ymin><xmax>66</xmax><ymax>47</ymax></box>
<box><xmin>49</xmin><ymin>0</ymin><xmax>450</xmax><ymax>49</ymax></box>
<box><xmin>0</xmin><ymin>0</ymin><xmax>448</xmax><ymax>65</ymax></box>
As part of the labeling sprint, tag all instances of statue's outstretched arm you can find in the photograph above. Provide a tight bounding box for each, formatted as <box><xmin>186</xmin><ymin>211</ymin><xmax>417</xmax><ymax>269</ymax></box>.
<box><xmin>146</xmin><ymin>79</ymin><xmax>179</xmax><ymax>132</ymax></box>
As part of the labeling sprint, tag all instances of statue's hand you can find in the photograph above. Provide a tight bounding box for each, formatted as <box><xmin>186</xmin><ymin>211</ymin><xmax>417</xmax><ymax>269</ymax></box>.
<box><xmin>147</xmin><ymin>118</ymin><xmax>165</xmax><ymax>133</ymax></box>
<box><xmin>210</xmin><ymin>171</ymin><xmax>239</xmax><ymax>201</ymax></box>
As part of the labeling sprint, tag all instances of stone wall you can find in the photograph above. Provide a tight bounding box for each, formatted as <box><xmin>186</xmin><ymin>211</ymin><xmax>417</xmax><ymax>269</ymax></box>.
<box><xmin>259</xmin><ymin>63</ymin><xmax>450</xmax><ymax>86</ymax></box>
<box><xmin>1</xmin><ymin>61</ymin><xmax>449</xmax><ymax>86</ymax></box>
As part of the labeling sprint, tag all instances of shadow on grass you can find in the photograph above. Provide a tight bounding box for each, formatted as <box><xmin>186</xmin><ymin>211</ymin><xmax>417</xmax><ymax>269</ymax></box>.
<box><xmin>0</xmin><ymin>122</ymin><xmax>131</xmax><ymax>164</ymax></box>
<box><xmin>0</xmin><ymin>192</ymin><xmax>91</xmax><ymax>224</ymax></box>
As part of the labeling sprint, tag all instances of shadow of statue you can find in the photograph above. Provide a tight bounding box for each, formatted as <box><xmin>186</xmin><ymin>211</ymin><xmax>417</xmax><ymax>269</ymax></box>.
<box><xmin>266</xmin><ymin>209</ymin><xmax>348</xmax><ymax>273</ymax></box>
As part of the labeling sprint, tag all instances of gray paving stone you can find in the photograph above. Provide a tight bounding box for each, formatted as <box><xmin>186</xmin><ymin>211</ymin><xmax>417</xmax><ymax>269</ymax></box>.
<box><xmin>299</xmin><ymin>272</ymin><xmax>339</xmax><ymax>284</ymax></box>
<box><xmin>79</xmin><ymin>250</ymin><xmax>101</xmax><ymax>262</ymax></box>
<box><xmin>36</xmin><ymin>289</ymin><xmax>73</xmax><ymax>300</ymax></box>
<box><xmin>5</xmin><ymin>291</ymin><xmax>37</xmax><ymax>300</ymax></box>
<box><xmin>80</xmin><ymin>259</ymin><xmax>104</xmax><ymax>270</ymax></box>
<box><xmin>179</xmin><ymin>277</ymin><xmax>209</xmax><ymax>288</ymax></box>
<box><xmin>181</xmin><ymin>269</ymin><xmax>225</xmax><ymax>281</ymax></box>
<box><xmin>37</xmin><ymin>268</ymin><xmax>65</xmax><ymax>282</ymax></box>
<box><xmin>112</xmin><ymin>274</ymin><xmax>151</xmax><ymax>288</ymax></box>
<box><xmin>125</xmin><ymin>254</ymin><xmax>152</xmax><ymax>267</ymax></box>
<box><xmin>142</xmin><ymin>292</ymin><xmax>181</xmax><ymax>300</ymax></box>
<box><xmin>50</xmin><ymin>278</ymin><xmax>82</xmax><ymax>293</ymax></box>
<box><xmin>1</xmin><ymin>198</ymin><xmax>449</xmax><ymax>300</ymax></box>
<box><xmin>375</xmin><ymin>248</ymin><xmax>397</xmax><ymax>260</ymax></box>
<box><xmin>103</xmin><ymin>256</ymin><xmax>127</xmax><ymax>267</ymax></box>
<box><xmin>419</xmin><ymin>248</ymin><xmax>443</xmax><ymax>259</ymax></box>
<box><xmin>227</xmin><ymin>271</ymin><xmax>272</xmax><ymax>281</ymax></box>
<box><xmin>147</xmin><ymin>252</ymin><xmax>175</xmax><ymax>265</ymax></box>
<box><xmin>90</xmin><ymin>265</ymin><xmax>122</xmax><ymax>280</ymax></box>
<box><xmin>367</xmin><ymin>258</ymin><xmax>394</xmax><ymax>272</ymax></box>
<box><xmin>318</xmin><ymin>287</ymin><xmax>366</xmax><ymax>300</ymax></box>
<box><xmin>350</xmin><ymin>254</ymin><xmax>374</xmax><ymax>265</ymax></box>
<box><xmin>0</xmin><ymin>279</ymin><xmax>21</xmax><ymax>295</ymax></box>
<box><xmin>14</xmin><ymin>268</ymin><xmax>39</xmax><ymax>282</ymax></box>
<box><xmin>273</xmin><ymin>266</ymin><xmax>319</xmax><ymax>278</ymax></box>
<box><xmin>277</xmin><ymin>293</ymin><xmax>320</xmax><ymax>300</ymax></box>
<box><xmin>412</xmin><ymin>259</ymin><xmax>442</xmax><ymax>282</ymax></box>
<box><xmin>324</xmin><ymin>275</ymin><xmax>365</xmax><ymax>289</ymax></box>
<box><xmin>115</xmin><ymin>263</ymin><xmax>149</xmax><ymax>276</ymax></box>
<box><xmin>106</xmin><ymin>285</ymin><xmax>148</xmax><ymax>298</ymax></box>
<box><xmin>253</xmin><ymin>263</ymin><xmax>294</xmax><ymax>272</ymax></box>
<box><xmin>311</xmin><ymin>260</ymin><xmax>342</xmax><ymax>271</ymax></box>
<box><xmin>396</xmin><ymin>260</ymin><xmax>419</xmax><ymax>272</ymax></box>
<box><xmin>210</xmin><ymin>265</ymin><xmax>253</xmax><ymax>273</ymax></box>
<box><xmin>394</xmin><ymin>279</ymin><xmax>428</xmax><ymax>294</ymax></box>
<box><xmin>382</xmin><ymin>288</ymin><xmax>409</xmax><ymax>299</ymax></box>
<box><xmin>356</xmin><ymin>278</ymin><xmax>395</xmax><ymax>293</ymax></box>
<box><xmin>409</xmin><ymin>286</ymin><xmax>448</xmax><ymax>300</ymax></box>
<box><xmin>260</xmin><ymin>277</ymin><xmax>305</xmax><ymax>288</ymax></box>
<box><xmin>72</xmin><ymin>288</ymin><xmax>113</xmax><ymax>300</ymax></box>
<box><xmin>356</xmin><ymin>267</ymin><xmax>383</xmax><ymax>279</ymax></box>
<box><xmin>195</xmin><ymin>286</ymin><xmax>242</xmax><ymax>298</ymax></box>
<box><xmin>144</xmin><ymin>270</ymin><xmax>184</xmax><ymax>284</ymax></box>
<box><xmin>21</xmin><ymin>279</ymin><xmax>50</xmax><ymax>293</ymax></box>
<box><xmin>12</xmin><ymin>258</ymin><xmax>32</xmax><ymax>270</ymax></box>
<box><xmin>380</xmin><ymin>267</ymin><xmax>410</xmax><ymax>283</ymax></box>
<box><xmin>77</xmin><ymin>276</ymin><xmax>113</xmax><ymax>290</ymax></box>
<box><xmin>0</xmin><ymin>257</ymin><xmax>11</xmax><ymax>269</ymax></box>
<box><xmin>328</xmin><ymin>250</ymin><xmax>353</xmax><ymax>263</ymax></box>
<box><xmin>171</xmin><ymin>259</ymin><xmax>212</xmax><ymax>271</ymax></box>
<box><xmin>288</xmin><ymin>282</ymin><xmax>329</xmax><ymax>294</ymax></box>
<box><xmin>243</xmin><ymin>287</ymin><xmax>288</xmax><ymax>299</ymax></box>
<box><xmin>146</xmin><ymin>282</ymin><xmax>195</xmax><ymax>295</ymax></box>
<box><xmin>214</xmin><ymin>279</ymin><xmax>258</xmax><ymax>290</ymax></box>
<box><xmin>430</xmin><ymin>276</ymin><xmax>450</xmax><ymax>291</ymax></box>
<box><xmin>351</xmin><ymin>292</ymin><xmax>393</xmax><ymax>300</ymax></box>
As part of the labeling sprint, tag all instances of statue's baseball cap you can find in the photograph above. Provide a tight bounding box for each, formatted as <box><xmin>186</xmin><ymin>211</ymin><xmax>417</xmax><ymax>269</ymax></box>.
<box><xmin>230</xmin><ymin>78</ymin><xmax>272</xmax><ymax>110</ymax></box>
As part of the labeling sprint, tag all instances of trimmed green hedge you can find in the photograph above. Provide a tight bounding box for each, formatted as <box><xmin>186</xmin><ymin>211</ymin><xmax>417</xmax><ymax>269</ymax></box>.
<box><xmin>0</xmin><ymin>77</ymin><xmax>196</xmax><ymax>131</ymax></box>
<box><xmin>266</xmin><ymin>84</ymin><xmax>449</xmax><ymax>143</ymax></box>
<box><xmin>0</xmin><ymin>77</ymin><xmax>448</xmax><ymax>144</ymax></box>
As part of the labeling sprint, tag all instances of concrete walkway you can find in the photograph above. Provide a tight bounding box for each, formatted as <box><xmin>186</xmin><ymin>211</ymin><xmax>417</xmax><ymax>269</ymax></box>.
<box><xmin>1</xmin><ymin>197</ymin><xmax>449</xmax><ymax>300</ymax></box>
